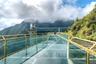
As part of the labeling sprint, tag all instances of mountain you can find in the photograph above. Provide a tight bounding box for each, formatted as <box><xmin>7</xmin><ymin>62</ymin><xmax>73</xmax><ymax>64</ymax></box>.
<box><xmin>0</xmin><ymin>22</ymin><xmax>30</xmax><ymax>35</ymax></box>
<box><xmin>36</xmin><ymin>20</ymin><xmax>73</xmax><ymax>32</ymax></box>
<box><xmin>36</xmin><ymin>20</ymin><xmax>73</xmax><ymax>27</ymax></box>
<box><xmin>0</xmin><ymin>20</ymin><xmax>73</xmax><ymax>35</ymax></box>
<box><xmin>70</xmin><ymin>5</ymin><xmax>96</xmax><ymax>41</ymax></box>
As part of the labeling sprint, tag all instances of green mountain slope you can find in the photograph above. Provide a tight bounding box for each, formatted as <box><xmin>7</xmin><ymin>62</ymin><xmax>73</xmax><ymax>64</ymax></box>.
<box><xmin>0</xmin><ymin>22</ymin><xmax>30</xmax><ymax>35</ymax></box>
<box><xmin>70</xmin><ymin>5</ymin><xmax>96</xmax><ymax>41</ymax></box>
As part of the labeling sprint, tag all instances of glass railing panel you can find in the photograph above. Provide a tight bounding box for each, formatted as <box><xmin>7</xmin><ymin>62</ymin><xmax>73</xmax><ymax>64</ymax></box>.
<box><xmin>0</xmin><ymin>59</ymin><xmax>4</xmax><ymax>64</ymax></box>
<box><xmin>37</xmin><ymin>35</ymin><xmax>48</xmax><ymax>51</ymax></box>
<box><xmin>0</xmin><ymin>40</ymin><xmax>4</xmax><ymax>60</ymax></box>
<box><xmin>26</xmin><ymin>44</ymin><xmax>37</xmax><ymax>58</ymax></box>
<box><xmin>69</xmin><ymin>43</ymin><xmax>86</xmax><ymax>64</ymax></box>
<box><xmin>0</xmin><ymin>40</ymin><xmax>4</xmax><ymax>64</ymax></box>
<box><xmin>7</xmin><ymin>37</ymin><xmax>25</xmax><ymax>55</ymax></box>
<box><xmin>0</xmin><ymin>34</ymin><xmax>63</xmax><ymax>64</ymax></box>
<box><xmin>6</xmin><ymin>36</ymin><xmax>27</xmax><ymax>64</ymax></box>
<box><xmin>6</xmin><ymin>49</ymin><xmax>27</xmax><ymax>64</ymax></box>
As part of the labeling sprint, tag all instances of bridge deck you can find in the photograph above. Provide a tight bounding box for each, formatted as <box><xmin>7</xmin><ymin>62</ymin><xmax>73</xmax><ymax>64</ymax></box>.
<box><xmin>0</xmin><ymin>33</ymin><xmax>96</xmax><ymax>64</ymax></box>
<box><xmin>23</xmin><ymin>40</ymin><xmax>68</xmax><ymax>64</ymax></box>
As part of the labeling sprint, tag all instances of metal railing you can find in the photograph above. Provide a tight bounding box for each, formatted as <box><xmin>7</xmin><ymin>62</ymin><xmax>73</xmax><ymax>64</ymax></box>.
<box><xmin>57</xmin><ymin>33</ymin><xmax>96</xmax><ymax>64</ymax></box>
<box><xmin>0</xmin><ymin>33</ymin><xmax>53</xmax><ymax>64</ymax></box>
<box><xmin>1</xmin><ymin>32</ymin><xmax>96</xmax><ymax>64</ymax></box>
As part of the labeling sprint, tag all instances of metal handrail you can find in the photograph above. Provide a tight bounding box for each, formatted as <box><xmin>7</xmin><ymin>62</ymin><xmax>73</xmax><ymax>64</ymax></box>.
<box><xmin>0</xmin><ymin>33</ymin><xmax>50</xmax><ymax>64</ymax></box>
<box><xmin>57</xmin><ymin>33</ymin><xmax>96</xmax><ymax>56</ymax></box>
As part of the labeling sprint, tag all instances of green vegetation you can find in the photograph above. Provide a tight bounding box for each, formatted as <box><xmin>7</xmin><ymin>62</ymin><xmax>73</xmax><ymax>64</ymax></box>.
<box><xmin>69</xmin><ymin>5</ymin><xmax>96</xmax><ymax>41</ymax></box>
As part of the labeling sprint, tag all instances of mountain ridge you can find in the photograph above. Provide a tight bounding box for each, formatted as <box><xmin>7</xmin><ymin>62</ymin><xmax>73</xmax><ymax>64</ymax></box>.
<box><xmin>0</xmin><ymin>20</ymin><xmax>73</xmax><ymax>35</ymax></box>
<box><xmin>70</xmin><ymin>5</ymin><xmax>96</xmax><ymax>41</ymax></box>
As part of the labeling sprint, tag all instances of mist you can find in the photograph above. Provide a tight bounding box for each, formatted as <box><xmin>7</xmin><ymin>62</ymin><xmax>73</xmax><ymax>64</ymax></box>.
<box><xmin>14</xmin><ymin>0</ymin><xmax>95</xmax><ymax>22</ymax></box>
<box><xmin>0</xmin><ymin>0</ymin><xmax>96</xmax><ymax>30</ymax></box>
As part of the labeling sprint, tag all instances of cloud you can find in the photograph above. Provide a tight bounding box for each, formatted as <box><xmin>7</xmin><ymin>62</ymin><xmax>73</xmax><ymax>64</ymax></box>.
<box><xmin>0</xmin><ymin>0</ymin><xmax>20</xmax><ymax>18</ymax></box>
<box><xmin>82</xmin><ymin>2</ymin><xmax>96</xmax><ymax>17</ymax></box>
<box><xmin>0</xmin><ymin>0</ymin><xmax>96</xmax><ymax>30</ymax></box>
<box><xmin>0</xmin><ymin>18</ymin><xmax>23</xmax><ymax>30</ymax></box>
<box><xmin>0</xmin><ymin>0</ymin><xmax>95</xmax><ymax>21</ymax></box>
<box><xmin>20</xmin><ymin>0</ymin><xmax>96</xmax><ymax>21</ymax></box>
<box><xmin>0</xmin><ymin>0</ymin><xmax>23</xmax><ymax>30</ymax></box>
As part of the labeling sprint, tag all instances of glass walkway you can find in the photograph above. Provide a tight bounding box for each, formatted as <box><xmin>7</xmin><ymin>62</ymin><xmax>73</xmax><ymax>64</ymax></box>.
<box><xmin>23</xmin><ymin>35</ymin><xmax>68</xmax><ymax>64</ymax></box>
<box><xmin>0</xmin><ymin>33</ymin><xmax>96</xmax><ymax>64</ymax></box>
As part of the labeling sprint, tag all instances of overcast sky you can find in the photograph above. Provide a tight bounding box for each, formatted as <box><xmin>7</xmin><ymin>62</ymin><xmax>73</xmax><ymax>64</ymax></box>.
<box><xmin>0</xmin><ymin>0</ymin><xmax>96</xmax><ymax>30</ymax></box>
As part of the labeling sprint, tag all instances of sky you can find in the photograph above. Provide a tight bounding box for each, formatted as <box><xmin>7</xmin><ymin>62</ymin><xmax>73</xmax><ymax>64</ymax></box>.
<box><xmin>0</xmin><ymin>0</ymin><xmax>96</xmax><ymax>30</ymax></box>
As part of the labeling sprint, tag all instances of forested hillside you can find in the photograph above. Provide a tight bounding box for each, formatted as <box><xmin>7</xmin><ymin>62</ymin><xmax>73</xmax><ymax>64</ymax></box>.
<box><xmin>70</xmin><ymin>5</ymin><xmax>96</xmax><ymax>41</ymax></box>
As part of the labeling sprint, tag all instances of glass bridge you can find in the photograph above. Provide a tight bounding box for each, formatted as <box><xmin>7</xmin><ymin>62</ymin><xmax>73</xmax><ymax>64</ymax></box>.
<box><xmin>0</xmin><ymin>33</ymin><xmax>96</xmax><ymax>64</ymax></box>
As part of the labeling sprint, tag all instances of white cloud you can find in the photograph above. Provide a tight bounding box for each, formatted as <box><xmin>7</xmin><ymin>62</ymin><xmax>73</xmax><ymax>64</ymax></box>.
<box><xmin>0</xmin><ymin>0</ymin><xmax>23</xmax><ymax>30</ymax></box>
<box><xmin>21</xmin><ymin>0</ymin><xmax>96</xmax><ymax>21</ymax></box>
<box><xmin>0</xmin><ymin>0</ymin><xmax>96</xmax><ymax>30</ymax></box>
<box><xmin>0</xmin><ymin>18</ymin><xmax>23</xmax><ymax>30</ymax></box>
<box><xmin>82</xmin><ymin>2</ymin><xmax>96</xmax><ymax>17</ymax></box>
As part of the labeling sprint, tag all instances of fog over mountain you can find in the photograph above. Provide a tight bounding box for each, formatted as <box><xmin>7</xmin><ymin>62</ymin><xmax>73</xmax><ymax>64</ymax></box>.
<box><xmin>0</xmin><ymin>0</ymin><xmax>96</xmax><ymax>30</ymax></box>
<box><xmin>0</xmin><ymin>19</ymin><xmax>73</xmax><ymax>35</ymax></box>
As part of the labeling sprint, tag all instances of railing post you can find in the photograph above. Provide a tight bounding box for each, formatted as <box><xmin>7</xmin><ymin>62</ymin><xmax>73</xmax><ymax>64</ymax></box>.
<box><xmin>46</xmin><ymin>34</ymin><xmax>50</xmax><ymax>47</ymax></box>
<box><xmin>42</xmin><ymin>33</ymin><xmax>44</xmax><ymax>48</ymax></box>
<box><xmin>67</xmin><ymin>42</ymin><xmax>70</xmax><ymax>59</ymax></box>
<box><xmin>86</xmin><ymin>52</ymin><xmax>90</xmax><ymax>64</ymax></box>
<box><xmin>67</xmin><ymin>35</ymin><xmax>70</xmax><ymax>59</ymax></box>
<box><xmin>35</xmin><ymin>33</ymin><xmax>38</xmax><ymax>53</ymax></box>
<box><xmin>2</xmin><ymin>36</ymin><xmax>7</xmax><ymax>64</ymax></box>
<box><xmin>24</xmin><ymin>35</ymin><xmax>28</xmax><ymax>57</ymax></box>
